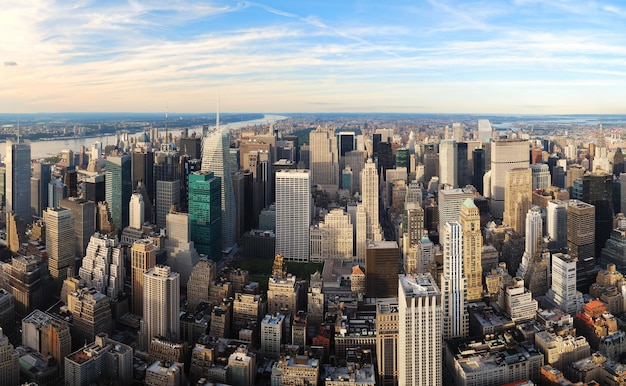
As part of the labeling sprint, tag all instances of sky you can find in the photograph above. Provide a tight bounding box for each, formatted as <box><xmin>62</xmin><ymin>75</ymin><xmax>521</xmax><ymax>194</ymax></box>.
<box><xmin>3</xmin><ymin>0</ymin><xmax>626</xmax><ymax>114</ymax></box>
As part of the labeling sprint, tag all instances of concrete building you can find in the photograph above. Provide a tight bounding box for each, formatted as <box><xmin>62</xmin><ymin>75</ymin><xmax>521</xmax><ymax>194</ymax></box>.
<box><xmin>489</xmin><ymin>139</ymin><xmax>530</xmax><ymax>218</ymax></box>
<box><xmin>0</xmin><ymin>328</ymin><xmax>18</xmax><ymax>386</ymax></box>
<box><xmin>6</xmin><ymin>139</ymin><xmax>32</xmax><ymax>223</ymax></box>
<box><xmin>398</xmin><ymin>274</ymin><xmax>442</xmax><ymax>386</ymax></box>
<box><xmin>439</xmin><ymin>139</ymin><xmax>458</xmax><ymax>187</ymax></box>
<box><xmin>228</xmin><ymin>345</ymin><xmax>257</xmax><ymax>386</ymax></box>
<box><xmin>501</xmin><ymin>278</ymin><xmax>538</xmax><ymax>323</ymax></box>
<box><xmin>144</xmin><ymin>361</ymin><xmax>183</xmax><ymax>386</ymax></box>
<box><xmin>60</xmin><ymin>198</ymin><xmax>96</xmax><ymax>260</ymax></box>
<box><xmin>131</xmin><ymin>238</ymin><xmax>157</xmax><ymax>316</ymax></box>
<box><xmin>535</xmin><ymin>330</ymin><xmax>590</xmax><ymax>371</ymax></box>
<box><xmin>437</xmin><ymin>187</ymin><xmax>474</xmax><ymax>238</ymax></box>
<box><xmin>530</xmin><ymin>163</ymin><xmax>551</xmax><ymax>191</ymax></box>
<box><xmin>267</xmin><ymin>254</ymin><xmax>301</xmax><ymax>315</ymax></box>
<box><xmin>67</xmin><ymin>287</ymin><xmax>113</xmax><ymax>350</ymax></box>
<box><xmin>441</xmin><ymin>222</ymin><xmax>468</xmax><ymax>339</ymax></box>
<box><xmin>261</xmin><ymin>313</ymin><xmax>285</xmax><ymax>358</ymax></box>
<box><xmin>78</xmin><ymin>233</ymin><xmax>124</xmax><ymax>299</ymax></box>
<box><xmin>502</xmin><ymin>168</ymin><xmax>532</xmax><ymax>234</ymax></box>
<box><xmin>376</xmin><ymin>298</ymin><xmax>399</xmax><ymax>386</ymax></box>
<box><xmin>309</xmin><ymin>125</ymin><xmax>339</xmax><ymax>190</ymax></box>
<box><xmin>64</xmin><ymin>333</ymin><xmax>132</xmax><ymax>386</ymax></box>
<box><xmin>45</xmin><ymin>207</ymin><xmax>75</xmax><ymax>284</ymax></box>
<box><xmin>546</xmin><ymin>200</ymin><xmax>568</xmax><ymax>250</ymax></box>
<box><xmin>0</xmin><ymin>255</ymin><xmax>43</xmax><ymax>319</ymax></box>
<box><xmin>186</xmin><ymin>259</ymin><xmax>216</xmax><ymax>312</ymax></box>
<box><xmin>22</xmin><ymin>310</ymin><xmax>72</xmax><ymax>375</ymax></box>
<box><xmin>361</xmin><ymin>159</ymin><xmax>384</xmax><ymax>243</ymax></box>
<box><xmin>365</xmin><ymin>241</ymin><xmax>399</xmax><ymax>298</ymax></box>
<box><xmin>546</xmin><ymin>253</ymin><xmax>584</xmax><ymax>314</ymax></box>
<box><xmin>460</xmin><ymin>198</ymin><xmax>483</xmax><ymax>302</ymax></box>
<box><xmin>276</xmin><ymin>169</ymin><xmax>312</xmax><ymax>262</ymax></box>
<box><xmin>309</xmin><ymin>208</ymin><xmax>353</xmax><ymax>262</ymax></box>
<box><xmin>140</xmin><ymin>265</ymin><xmax>180</xmax><ymax>350</ymax></box>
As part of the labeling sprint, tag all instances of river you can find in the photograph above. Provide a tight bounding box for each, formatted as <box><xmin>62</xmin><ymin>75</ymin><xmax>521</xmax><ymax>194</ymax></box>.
<box><xmin>6</xmin><ymin>114</ymin><xmax>288</xmax><ymax>159</ymax></box>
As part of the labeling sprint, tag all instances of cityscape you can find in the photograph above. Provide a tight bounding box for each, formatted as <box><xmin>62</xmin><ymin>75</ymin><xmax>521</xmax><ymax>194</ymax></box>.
<box><xmin>5</xmin><ymin>0</ymin><xmax>626</xmax><ymax>385</ymax></box>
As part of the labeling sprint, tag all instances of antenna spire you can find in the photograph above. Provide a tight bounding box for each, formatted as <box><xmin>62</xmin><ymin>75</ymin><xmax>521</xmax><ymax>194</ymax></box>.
<box><xmin>216</xmin><ymin>95</ymin><xmax>220</xmax><ymax>132</ymax></box>
<box><xmin>165</xmin><ymin>106</ymin><xmax>169</xmax><ymax>143</ymax></box>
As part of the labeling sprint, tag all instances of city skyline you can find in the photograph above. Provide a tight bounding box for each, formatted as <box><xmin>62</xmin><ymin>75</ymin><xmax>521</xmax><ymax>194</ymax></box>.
<box><xmin>3</xmin><ymin>1</ymin><xmax>626</xmax><ymax>114</ymax></box>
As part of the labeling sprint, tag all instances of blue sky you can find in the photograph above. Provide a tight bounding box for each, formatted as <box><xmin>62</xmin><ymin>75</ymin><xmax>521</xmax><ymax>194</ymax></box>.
<box><xmin>3</xmin><ymin>0</ymin><xmax>626</xmax><ymax>113</ymax></box>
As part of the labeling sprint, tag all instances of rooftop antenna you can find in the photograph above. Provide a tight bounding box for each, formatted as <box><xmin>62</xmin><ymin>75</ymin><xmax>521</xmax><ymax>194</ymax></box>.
<box><xmin>16</xmin><ymin>119</ymin><xmax>20</xmax><ymax>143</ymax></box>
<box><xmin>165</xmin><ymin>105</ymin><xmax>169</xmax><ymax>143</ymax></box>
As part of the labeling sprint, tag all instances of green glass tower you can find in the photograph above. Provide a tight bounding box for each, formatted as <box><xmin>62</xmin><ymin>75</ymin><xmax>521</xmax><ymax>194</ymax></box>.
<box><xmin>105</xmin><ymin>155</ymin><xmax>132</xmax><ymax>233</ymax></box>
<box><xmin>188</xmin><ymin>171</ymin><xmax>222</xmax><ymax>259</ymax></box>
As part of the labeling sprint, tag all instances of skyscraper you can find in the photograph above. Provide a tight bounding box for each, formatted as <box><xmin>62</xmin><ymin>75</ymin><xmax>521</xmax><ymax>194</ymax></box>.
<box><xmin>105</xmin><ymin>155</ymin><xmax>132</xmax><ymax>232</ymax></box>
<box><xmin>546</xmin><ymin>253</ymin><xmax>584</xmax><ymax>314</ymax></box>
<box><xmin>582</xmin><ymin>169</ymin><xmax>613</xmax><ymax>255</ymax></box>
<box><xmin>567</xmin><ymin>200</ymin><xmax>596</xmax><ymax>291</ymax></box>
<box><xmin>6</xmin><ymin>139</ymin><xmax>31</xmax><ymax>223</ymax></box>
<box><xmin>460</xmin><ymin>198</ymin><xmax>483</xmax><ymax>302</ymax></box>
<box><xmin>45</xmin><ymin>207</ymin><xmax>75</xmax><ymax>284</ymax></box>
<box><xmin>366</xmin><ymin>240</ymin><xmax>400</xmax><ymax>298</ymax></box>
<box><xmin>398</xmin><ymin>274</ymin><xmax>442</xmax><ymax>386</ymax></box>
<box><xmin>131</xmin><ymin>238</ymin><xmax>157</xmax><ymax>316</ymax></box>
<box><xmin>31</xmin><ymin>161</ymin><xmax>51</xmax><ymax>218</ymax></box>
<box><xmin>439</xmin><ymin>139</ymin><xmax>457</xmax><ymax>187</ymax></box>
<box><xmin>477</xmin><ymin>119</ymin><xmax>493</xmax><ymax>142</ymax></box>
<box><xmin>60</xmin><ymin>197</ymin><xmax>96</xmax><ymax>260</ymax></box>
<box><xmin>79</xmin><ymin>233</ymin><xmax>124</xmax><ymax>299</ymax></box>
<box><xmin>0</xmin><ymin>328</ymin><xmax>18</xmax><ymax>386</ymax></box>
<box><xmin>361</xmin><ymin>159</ymin><xmax>384</xmax><ymax>242</ymax></box>
<box><xmin>437</xmin><ymin>187</ymin><xmax>474</xmax><ymax>238</ymax></box>
<box><xmin>153</xmin><ymin>144</ymin><xmax>181</xmax><ymax>228</ymax></box>
<box><xmin>309</xmin><ymin>126</ymin><xmax>339</xmax><ymax>190</ymax></box>
<box><xmin>489</xmin><ymin>139</ymin><xmax>530</xmax><ymax>218</ymax></box>
<box><xmin>275</xmin><ymin>169</ymin><xmax>312</xmax><ymax>262</ymax></box>
<box><xmin>188</xmin><ymin>171</ymin><xmax>222</xmax><ymax>259</ymax></box>
<box><xmin>547</xmin><ymin>200</ymin><xmax>568</xmax><ymax>250</ymax></box>
<box><xmin>503</xmin><ymin>168</ymin><xmax>533</xmax><ymax>234</ymax></box>
<box><xmin>441</xmin><ymin>221</ymin><xmax>468</xmax><ymax>339</ymax></box>
<box><xmin>140</xmin><ymin>265</ymin><xmax>180</xmax><ymax>349</ymax></box>
<box><xmin>201</xmin><ymin>116</ymin><xmax>237</xmax><ymax>248</ymax></box>
<box><xmin>531</xmin><ymin>163</ymin><xmax>551</xmax><ymax>191</ymax></box>
<box><xmin>517</xmin><ymin>207</ymin><xmax>543</xmax><ymax>280</ymax></box>
<box><xmin>129</xmin><ymin>193</ymin><xmax>144</xmax><ymax>230</ymax></box>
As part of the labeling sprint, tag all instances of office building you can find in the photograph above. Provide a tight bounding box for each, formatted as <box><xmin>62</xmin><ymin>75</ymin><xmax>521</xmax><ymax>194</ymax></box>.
<box><xmin>546</xmin><ymin>253</ymin><xmax>584</xmax><ymax>314</ymax></box>
<box><xmin>186</xmin><ymin>259</ymin><xmax>216</xmax><ymax>312</ymax></box>
<box><xmin>441</xmin><ymin>222</ymin><xmax>468</xmax><ymax>339</ymax></box>
<box><xmin>439</xmin><ymin>139</ymin><xmax>457</xmax><ymax>187</ymax></box>
<box><xmin>517</xmin><ymin>207</ymin><xmax>543</xmax><ymax>280</ymax></box>
<box><xmin>132</xmin><ymin>148</ymin><xmax>155</xmax><ymax>202</ymax></box>
<box><xmin>502</xmin><ymin>168</ymin><xmax>532</xmax><ymax>234</ymax></box>
<box><xmin>48</xmin><ymin>178</ymin><xmax>67</xmax><ymax>209</ymax></box>
<box><xmin>144</xmin><ymin>361</ymin><xmax>183</xmax><ymax>386</ymax></box>
<box><xmin>78</xmin><ymin>233</ymin><xmax>124</xmax><ymax>299</ymax></box>
<box><xmin>0</xmin><ymin>328</ymin><xmax>18</xmax><ymax>386</ymax></box>
<box><xmin>188</xmin><ymin>171</ymin><xmax>222</xmax><ymax>259</ymax></box>
<box><xmin>83</xmin><ymin>174</ymin><xmax>105</xmax><ymax>203</ymax></box>
<box><xmin>361</xmin><ymin>159</ymin><xmax>384</xmax><ymax>242</ymax></box>
<box><xmin>567</xmin><ymin>200</ymin><xmax>596</xmax><ymax>291</ymax></box>
<box><xmin>501</xmin><ymin>278</ymin><xmax>538</xmax><ymax>323</ymax></box>
<box><xmin>233</xmin><ymin>292</ymin><xmax>262</xmax><ymax>332</ymax></box>
<box><xmin>0</xmin><ymin>255</ymin><xmax>43</xmax><ymax>318</ymax></box>
<box><xmin>310</xmin><ymin>126</ymin><xmax>339</xmax><ymax>189</ymax></box>
<box><xmin>267</xmin><ymin>254</ymin><xmax>302</xmax><ymax>314</ymax></box>
<box><xmin>105</xmin><ymin>155</ymin><xmax>132</xmax><ymax>232</ymax></box>
<box><xmin>477</xmin><ymin>119</ymin><xmax>493</xmax><ymax>142</ymax></box>
<box><xmin>165</xmin><ymin>211</ymin><xmax>200</xmax><ymax>285</ymax></box>
<box><xmin>22</xmin><ymin>310</ymin><xmax>72</xmax><ymax>375</ymax></box>
<box><xmin>201</xmin><ymin>119</ymin><xmax>237</xmax><ymax>249</ymax></box>
<box><xmin>6</xmin><ymin>139</ymin><xmax>32</xmax><ymax>223</ymax></box>
<box><xmin>398</xmin><ymin>274</ymin><xmax>442</xmax><ymax>386</ymax></box>
<box><xmin>128</xmin><ymin>193</ymin><xmax>144</xmax><ymax>230</ymax></box>
<box><xmin>139</xmin><ymin>265</ymin><xmax>180</xmax><ymax>349</ymax></box>
<box><xmin>544</xmin><ymin>200</ymin><xmax>567</xmax><ymax>250</ymax></box>
<box><xmin>489</xmin><ymin>139</ymin><xmax>529</xmax><ymax>218</ymax></box>
<box><xmin>472</xmin><ymin>148</ymin><xmax>485</xmax><ymax>194</ymax></box>
<box><xmin>582</xmin><ymin>169</ymin><xmax>613</xmax><ymax>255</ymax></box>
<box><xmin>60</xmin><ymin>198</ymin><xmax>96</xmax><ymax>260</ymax></box>
<box><xmin>438</xmin><ymin>187</ymin><xmax>474</xmax><ymax>239</ymax></box>
<box><xmin>344</xmin><ymin>150</ymin><xmax>367</xmax><ymax>194</ymax></box>
<box><xmin>131</xmin><ymin>238</ymin><xmax>157</xmax><ymax>316</ymax></box>
<box><xmin>376</xmin><ymin>298</ymin><xmax>399</xmax><ymax>386</ymax></box>
<box><xmin>261</xmin><ymin>313</ymin><xmax>284</xmax><ymax>358</ymax></box>
<box><xmin>31</xmin><ymin>161</ymin><xmax>51</xmax><ymax>218</ymax></box>
<box><xmin>45</xmin><ymin>207</ymin><xmax>75</xmax><ymax>284</ymax></box>
<box><xmin>66</xmin><ymin>287</ymin><xmax>113</xmax><ymax>350</ymax></box>
<box><xmin>271</xmin><ymin>355</ymin><xmax>320</xmax><ymax>386</ymax></box>
<box><xmin>366</xmin><ymin>241</ymin><xmax>399</xmax><ymax>298</ymax></box>
<box><xmin>228</xmin><ymin>346</ymin><xmax>257</xmax><ymax>386</ymax></box>
<box><xmin>64</xmin><ymin>333</ymin><xmax>133</xmax><ymax>386</ymax></box>
<box><xmin>309</xmin><ymin>208</ymin><xmax>353</xmax><ymax>262</ymax></box>
<box><xmin>530</xmin><ymin>163</ymin><xmax>551</xmax><ymax>190</ymax></box>
<box><xmin>460</xmin><ymin>198</ymin><xmax>483</xmax><ymax>302</ymax></box>
<box><xmin>153</xmin><ymin>144</ymin><xmax>181</xmax><ymax>228</ymax></box>
<box><xmin>276</xmin><ymin>169</ymin><xmax>312</xmax><ymax>262</ymax></box>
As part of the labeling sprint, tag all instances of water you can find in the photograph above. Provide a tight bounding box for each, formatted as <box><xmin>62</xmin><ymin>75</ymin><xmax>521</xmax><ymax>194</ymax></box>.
<box><xmin>7</xmin><ymin>114</ymin><xmax>287</xmax><ymax>159</ymax></box>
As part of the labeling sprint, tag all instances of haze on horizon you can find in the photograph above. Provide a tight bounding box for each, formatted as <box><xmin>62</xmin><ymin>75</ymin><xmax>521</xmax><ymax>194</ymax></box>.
<box><xmin>3</xmin><ymin>0</ymin><xmax>626</xmax><ymax>115</ymax></box>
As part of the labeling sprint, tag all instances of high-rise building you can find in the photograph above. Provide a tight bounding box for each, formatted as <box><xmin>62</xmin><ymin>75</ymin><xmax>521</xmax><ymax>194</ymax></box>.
<box><xmin>22</xmin><ymin>309</ymin><xmax>72</xmax><ymax>375</ymax></box>
<box><xmin>140</xmin><ymin>265</ymin><xmax>180</xmax><ymax>349</ymax></box>
<box><xmin>361</xmin><ymin>159</ymin><xmax>384</xmax><ymax>242</ymax></box>
<box><xmin>228</xmin><ymin>346</ymin><xmax>257</xmax><ymax>386</ymax></box>
<box><xmin>267</xmin><ymin>254</ymin><xmax>302</xmax><ymax>314</ymax></box>
<box><xmin>105</xmin><ymin>155</ymin><xmax>132</xmax><ymax>232</ymax></box>
<box><xmin>132</xmin><ymin>148</ymin><xmax>155</xmax><ymax>202</ymax></box>
<box><xmin>309</xmin><ymin>126</ymin><xmax>339</xmax><ymax>190</ymax></box>
<box><xmin>398</xmin><ymin>274</ymin><xmax>442</xmax><ymax>386</ymax></box>
<box><xmin>131</xmin><ymin>238</ymin><xmax>157</xmax><ymax>316</ymax></box>
<box><xmin>78</xmin><ymin>233</ymin><xmax>124</xmax><ymax>299</ymax></box>
<box><xmin>546</xmin><ymin>253</ymin><xmax>584</xmax><ymax>314</ymax></box>
<box><xmin>186</xmin><ymin>259</ymin><xmax>216</xmax><ymax>312</ymax></box>
<box><xmin>261</xmin><ymin>313</ymin><xmax>284</xmax><ymax>358</ymax></box>
<box><xmin>0</xmin><ymin>255</ymin><xmax>43</xmax><ymax>318</ymax></box>
<box><xmin>60</xmin><ymin>197</ymin><xmax>96</xmax><ymax>260</ymax></box>
<box><xmin>582</xmin><ymin>169</ymin><xmax>613</xmax><ymax>255</ymax></box>
<box><xmin>441</xmin><ymin>222</ymin><xmax>468</xmax><ymax>339</ymax></box>
<box><xmin>567</xmin><ymin>200</ymin><xmax>596</xmax><ymax>291</ymax></box>
<box><xmin>489</xmin><ymin>139</ymin><xmax>529</xmax><ymax>218</ymax></box>
<box><xmin>45</xmin><ymin>207</ymin><xmax>75</xmax><ymax>284</ymax></box>
<box><xmin>376</xmin><ymin>298</ymin><xmax>399</xmax><ymax>386</ymax></box>
<box><xmin>276</xmin><ymin>169</ymin><xmax>312</xmax><ymax>262</ymax></box>
<box><xmin>547</xmin><ymin>200</ymin><xmax>568</xmax><ymax>250</ymax></box>
<box><xmin>188</xmin><ymin>171</ymin><xmax>222</xmax><ymax>259</ymax></box>
<box><xmin>6</xmin><ymin>139</ymin><xmax>31</xmax><ymax>224</ymax></box>
<box><xmin>439</xmin><ymin>139</ymin><xmax>457</xmax><ymax>187</ymax></box>
<box><xmin>517</xmin><ymin>207</ymin><xmax>543</xmax><ymax>280</ymax></box>
<box><xmin>344</xmin><ymin>150</ymin><xmax>367</xmax><ymax>194</ymax></box>
<box><xmin>531</xmin><ymin>163</ymin><xmax>551</xmax><ymax>191</ymax></box>
<box><xmin>67</xmin><ymin>287</ymin><xmax>113</xmax><ymax>350</ymax></box>
<box><xmin>501</xmin><ymin>277</ymin><xmax>538</xmax><ymax>323</ymax></box>
<box><xmin>201</xmin><ymin>119</ymin><xmax>237</xmax><ymax>249</ymax></box>
<box><xmin>0</xmin><ymin>328</ymin><xmax>18</xmax><ymax>386</ymax></box>
<box><xmin>472</xmin><ymin>147</ymin><xmax>485</xmax><ymax>194</ymax></box>
<box><xmin>153</xmin><ymin>144</ymin><xmax>181</xmax><ymax>228</ymax></box>
<box><xmin>459</xmin><ymin>198</ymin><xmax>483</xmax><ymax>302</ymax></box>
<box><xmin>437</xmin><ymin>187</ymin><xmax>474</xmax><ymax>238</ymax></box>
<box><xmin>365</xmin><ymin>241</ymin><xmax>399</xmax><ymax>298</ymax></box>
<box><xmin>502</xmin><ymin>168</ymin><xmax>533</xmax><ymax>234</ymax></box>
<box><xmin>64</xmin><ymin>332</ymin><xmax>133</xmax><ymax>386</ymax></box>
<box><xmin>477</xmin><ymin>119</ymin><xmax>493</xmax><ymax>142</ymax></box>
<box><xmin>31</xmin><ymin>161</ymin><xmax>51</xmax><ymax>218</ymax></box>
<box><xmin>309</xmin><ymin>208</ymin><xmax>353</xmax><ymax>262</ymax></box>
<box><xmin>129</xmin><ymin>193</ymin><xmax>144</xmax><ymax>230</ymax></box>
<box><xmin>48</xmin><ymin>178</ymin><xmax>67</xmax><ymax>209</ymax></box>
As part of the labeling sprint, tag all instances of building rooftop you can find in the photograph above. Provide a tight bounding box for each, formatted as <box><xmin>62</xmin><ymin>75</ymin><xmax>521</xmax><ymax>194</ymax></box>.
<box><xmin>399</xmin><ymin>274</ymin><xmax>441</xmax><ymax>297</ymax></box>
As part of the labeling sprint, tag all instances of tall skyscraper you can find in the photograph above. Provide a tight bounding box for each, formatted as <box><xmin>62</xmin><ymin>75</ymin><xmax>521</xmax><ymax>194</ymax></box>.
<box><xmin>45</xmin><ymin>207</ymin><xmax>75</xmax><ymax>284</ymax></box>
<box><xmin>60</xmin><ymin>197</ymin><xmax>96</xmax><ymax>260</ymax></box>
<box><xmin>547</xmin><ymin>199</ymin><xmax>568</xmax><ymax>250</ymax></box>
<box><xmin>132</xmin><ymin>148</ymin><xmax>155</xmax><ymax>202</ymax></box>
<box><xmin>309</xmin><ymin>126</ymin><xmax>339</xmax><ymax>190</ymax></box>
<box><xmin>131</xmin><ymin>238</ymin><xmax>157</xmax><ymax>316</ymax></box>
<box><xmin>398</xmin><ymin>274</ymin><xmax>442</xmax><ymax>386</ymax></box>
<box><xmin>531</xmin><ymin>163</ymin><xmax>551</xmax><ymax>191</ymax></box>
<box><xmin>489</xmin><ymin>139</ymin><xmax>529</xmax><ymax>218</ymax></box>
<box><xmin>31</xmin><ymin>161</ymin><xmax>51</xmax><ymax>218</ymax></box>
<box><xmin>582</xmin><ymin>169</ymin><xmax>613</xmax><ymax>255</ymax></box>
<box><xmin>361</xmin><ymin>159</ymin><xmax>384</xmax><ymax>242</ymax></box>
<box><xmin>472</xmin><ymin>147</ymin><xmax>485</xmax><ymax>194</ymax></box>
<box><xmin>275</xmin><ymin>169</ymin><xmax>312</xmax><ymax>262</ymax></box>
<box><xmin>459</xmin><ymin>198</ymin><xmax>483</xmax><ymax>302</ymax></box>
<box><xmin>366</xmin><ymin>240</ymin><xmax>400</xmax><ymax>298</ymax></box>
<box><xmin>6</xmin><ymin>139</ymin><xmax>31</xmax><ymax>223</ymax></box>
<box><xmin>129</xmin><ymin>193</ymin><xmax>144</xmax><ymax>230</ymax></box>
<box><xmin>546</xmin><ymin>253</ymin><xmax>584</xmax><ymax>314</ymax></box>
<box><xmin>503</xmin><ymin>168</ymin><xmax>533</xmax><ymax>234</ymax></box>
<box><xmin>344</xmin><ymin>150</ymin><xmax>366</xmax><ymax>194</ymax></box>
<box><xmin>0</xmin><ymin>328</ymin><xmax>18</xmax><ymax>386</ymax></box>
<box><xmin>437</xmin><ymin>186</ymin><xmax>474</xmax><ymax>237</ymax></box>
<box><xmin>477</xmin><ymin>119</ymin><xmax>493</xmax><ymax>142</ymax></box>
<box><xmin>439</xmin><ymin>139</ymin><xmax>457</xmax><ymax>187</ymax></box>
<box><xmin>201</xmin><ymin>115</ymin><xmax>237</xmax><ymax>248</ymax></box>
<box><xmin>441</xmin><ymin>221</ymin><xmax>468</xmax><ymax>339</ymax></box>
<box><xmin>517</xmin><ymin>207</ymin><xmax>543</xmax><ymax>279</ymax></box>
<box><xmin>79</xmin><ymin>233</ymin><xmax>124</xmax><ymax>299</ymax></box>
<box><xmin>140</xmin><ymin>265</ymin><xmax>180</xmax><ymax>349</ymax></box>
<box><xmin>188</xmin><ymin>171</ymin><xmax>222</xmax><ymax>259</ymax></box>
<box><xmin>105</xmin><ymin>155</ymin><xmax>132</xmax><ymax>232</ymax></box>
<box><xmin>338</xmin><ymin>131</ymin><xmax>355</xmax><ymax>157</ymax></box>
<box><xmin>567</xmin><ymin>200</ymin><xmax>596</xmax><ymax>291</ymax></box>
<box><xmin>153</xmin><ymin>144</ymin><xmax>181</xmax><ymax>228</ymax></box>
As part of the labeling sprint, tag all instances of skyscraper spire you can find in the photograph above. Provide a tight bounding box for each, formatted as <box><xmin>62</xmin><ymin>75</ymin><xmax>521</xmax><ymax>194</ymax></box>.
<box><xmin>165</xmin><ymin>106</ymin><xmax>168</xmax><ymax>143</ymax></box>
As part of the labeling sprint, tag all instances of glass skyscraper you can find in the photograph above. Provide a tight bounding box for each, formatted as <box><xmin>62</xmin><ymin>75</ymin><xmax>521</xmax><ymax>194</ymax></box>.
<box><xmin>188</xmin><ymin>171</ymin><xmax>222</xmax><ymax>259</ymax></box>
